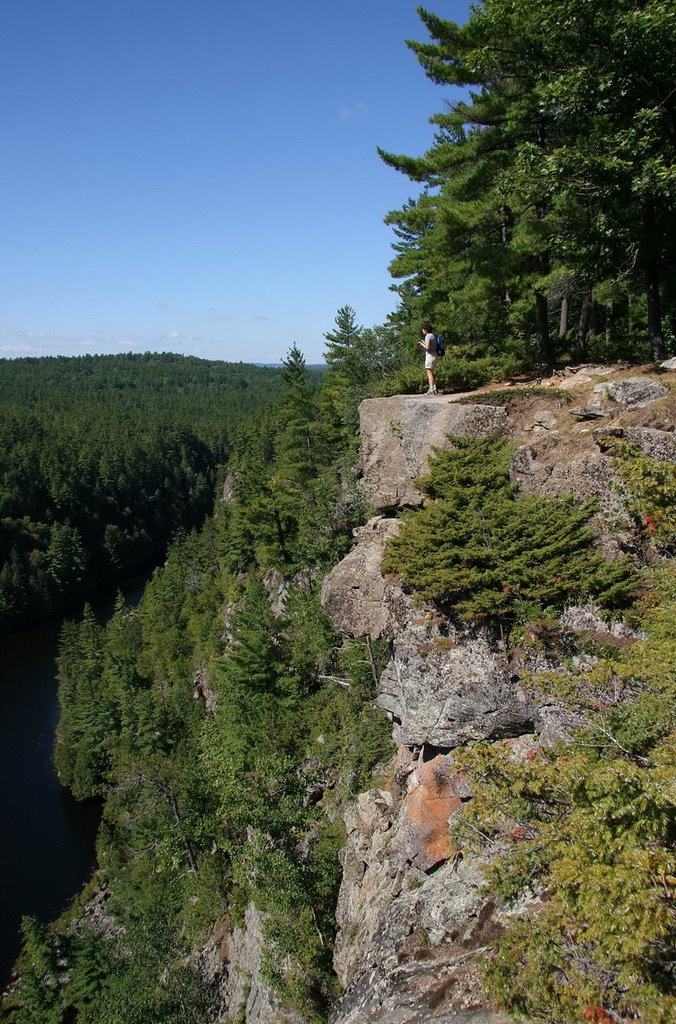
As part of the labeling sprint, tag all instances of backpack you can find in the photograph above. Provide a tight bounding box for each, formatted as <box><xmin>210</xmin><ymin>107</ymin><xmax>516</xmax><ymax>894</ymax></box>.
<box><xmin>435</xmin><ymin>334</ymin><xmax>445</xmax><ymax>357</ymax></box>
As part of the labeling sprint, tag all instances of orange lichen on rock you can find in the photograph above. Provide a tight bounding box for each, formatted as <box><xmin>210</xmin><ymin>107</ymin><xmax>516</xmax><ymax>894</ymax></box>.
<box><xmin>403</xmin><ymin>755</ymin><xmax>467</xmax><ymax>872</ymax></box>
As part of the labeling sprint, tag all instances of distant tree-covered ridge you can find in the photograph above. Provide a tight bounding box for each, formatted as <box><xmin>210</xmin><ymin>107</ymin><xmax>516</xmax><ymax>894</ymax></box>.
<box><xmin>0</xmin><ymin>353</ymin><xmax>293</xmax><ymax>632</ymax></box>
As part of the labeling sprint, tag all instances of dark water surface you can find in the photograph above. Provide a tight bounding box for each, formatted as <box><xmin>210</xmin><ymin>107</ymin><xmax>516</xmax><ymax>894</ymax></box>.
<box><xmin>0</xmin><ymin>579</ymin><xmax>147</xmax><ymax>988</ymax></box>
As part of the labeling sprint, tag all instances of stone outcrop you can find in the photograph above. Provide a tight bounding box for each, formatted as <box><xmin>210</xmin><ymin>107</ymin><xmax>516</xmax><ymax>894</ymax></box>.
<box><xmin>509</xmin><ymin>444</ymin><xmax>628</xmax><ymax>520</ymax></box>
<box><xmin>330</xmin><ymin>763</ymin><xmax>511</xmax><ymax>1024</ymax></box>
<box><xmin>321</xmin><ymin>369</ymin><xmax>675</xmax><ymax>1024</ymax></box>
<box><xmin>359</xmin><ymin>395</ymin><xmax>509</xmax><ymax>511</ymax></box>
<box><xmin>376</xmin><ymin>610</ymin><xmax>536</xmax><ymax>749</ymax></box>
<box><xmin>196</xmin><ymin>904</ymin><xmax>305</xmax><ymax>1024</ymax></box>
<box><xmin>593</xmin><ymin>425</ymin><xmax>676</xmax><ymax>463</ymax></box>
<box><xmin>596</xmin><ymin>375</ymin><xmax>670</xmax><ymax>409</ymax></box>
<box><xmin>321</xmin><ymin>517</ymin><xmax>402</xmax><ymax>640</ymax></box>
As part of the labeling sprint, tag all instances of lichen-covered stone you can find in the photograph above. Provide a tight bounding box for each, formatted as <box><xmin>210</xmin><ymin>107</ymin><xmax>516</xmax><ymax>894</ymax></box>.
<box><xmin>321</xmin><ymin>373</ymin><xmax>666</xmax><ymax>1024</ymax></box>
<box><xmin>207</xmin><ymin>904</ymin><xmax>305</xmax><ymax>1024</ymax></box>
<box><xmin>376</xmin><ymin>608</ymin><xmax>536</xmax><ymax>749</ymax></box>
<box><xmin>510</xmin><ymin>444</ymin><xmax>629</xmax><ymax>520</ymax></box>
<box><xmin>596</xmin><ymin>375</ymin><xmax>669</xmax><ymax>408</ymax></box>
<box><xmin>593</xmin><ymin>425</ymin><xmax>676</xmax><ymax>463</ymax></box>
<box><xmin>359</xmin><ymin>396</ymin><xmax>509</xmax><ymax>511</ymax></box>
<box><xmin>320</xmin><ymin>516</ymin><xmax>402</xmax><ymax>639</ymax></box>
<box><xmin>331</xmin><ymin>775</ymin><xmax>510</xmax><ymax>1024</ymax></box>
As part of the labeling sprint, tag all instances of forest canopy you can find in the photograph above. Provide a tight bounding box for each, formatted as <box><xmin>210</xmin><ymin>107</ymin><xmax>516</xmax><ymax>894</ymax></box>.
<box><xmin>0</xmin><ymin>353</ymin><xmax>293</xmax><ymax>632</ymax></box>
<box><xmin>380</xmin><ymin>0</ymin><xmax>675</xmax><ymax>372</ymax></box>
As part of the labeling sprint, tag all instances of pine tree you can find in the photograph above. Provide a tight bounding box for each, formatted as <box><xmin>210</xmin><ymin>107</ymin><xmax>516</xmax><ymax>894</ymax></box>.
<box><xmin>380</xmin><ymin>1</ymin><xmax>676</xmax><ymax>366</ymax></box>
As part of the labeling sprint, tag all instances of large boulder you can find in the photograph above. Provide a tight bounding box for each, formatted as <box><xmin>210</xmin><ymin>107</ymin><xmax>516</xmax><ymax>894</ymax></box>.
<box><xmin>595</xmin><ymin>375</ymin><xmax>670</xmax><ymax>409</ymax></box>
<box><xmin>359</xmin><ymin>396</ymin><xmax>509</xmax><ymax>511</ymax></box>
<box><xmin>376</xmin><ymin>604</ymin><xmax>537</xmax><ymax>749</ymax></box>
<box><xmin>593</xmin><ymin>425</ymin><xmax>676</xmax><ymax>463</ymax></box>
<box><xmin>510</xmin><ymin>444</ymin><xmax>629</xmax><ymax>519</ymax></box>
<box><xmin>320</xmin><ymin>517</ymin><xmax>402</xmax><ymax>640</ymax></box>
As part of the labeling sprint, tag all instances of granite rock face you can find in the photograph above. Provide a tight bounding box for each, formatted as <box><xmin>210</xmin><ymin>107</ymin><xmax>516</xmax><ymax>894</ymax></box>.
<box><xmin>596</xmin><ymin>375</ymin><xmax>670</xmax><ymax>409</ymax></box>
<box><xmin>359</xmin><ymin>396</ymin><xmax>509</xmax><ymax>511</ymax></box>
<box><xmin>330</xmin><ymin>766</ymin><xmax>511</xmax><ymax>1024</ymax></box>
<box><xmin>320</xmin><ymin>517</ymin><xmax>402</xmax><ymax>640</ymax></box>
<box><xmin>509</xmin><ymin>444</ymin><xmax>626</xmax><ymax>517</ymax></box>
<box><xmin>319</xmin><ymin>375</ymin><xmax>675</xmax><ymax>1024</ymax></box>
<box><xmin>376</xmin><ymin>604</ymin><xmax>536</xmax><ymax>749</ymax></box>
<box><xmin>197</xmin><ymin>904</ymin><xmax>305</xmax><ymax>1024</ymax></box>
<box><xmin>593</xmin><ymin>425</ymin><xmax>676</xmax><ymax>463</ymax></box>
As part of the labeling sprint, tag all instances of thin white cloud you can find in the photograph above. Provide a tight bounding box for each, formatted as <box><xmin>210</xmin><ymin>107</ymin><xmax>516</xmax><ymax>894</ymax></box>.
<box><xmin>252</xmin><ymin>314</ymin><xmax>269</xmax><ymax>322</ymax></box>
<box><xmin>0</xmin><ymin>343</ymin><xmax>41</xmax><ymax>356</ymax></box>
<box><xmin>17</xmin><ymin>329</ymin><xmax>50</xmax><ymax>340</ymax></box>
<box><xmin>338</xmin><ymin>100</ymin><xmax>369</xmax><ymax>120</ymax></box>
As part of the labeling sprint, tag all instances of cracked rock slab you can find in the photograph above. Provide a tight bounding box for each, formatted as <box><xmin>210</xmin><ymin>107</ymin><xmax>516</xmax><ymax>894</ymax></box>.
<box><xmin>359</xmin><ymin>396</ymin><xmax>509</xmax><ymax>511</ymax></box>
<box><xmin>596</xmin><ymin>376</ymin><xmax>670</xmax><ymax>409</ymax></box>
<box><xmin>376</xmin><ymin>614</ymin><xmax>536</xmax><ymax>749</ymax></box>
<box><xmin>320</xmin><ymin>517</ymin><xmax>402</xmax><ymax>640</ymax></box>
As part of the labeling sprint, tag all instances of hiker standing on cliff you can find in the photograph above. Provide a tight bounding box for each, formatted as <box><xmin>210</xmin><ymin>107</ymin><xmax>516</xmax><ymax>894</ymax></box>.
<box><xmin>418</xmin><ymin>324</ymin><xmax>438</xmax><ymax>395</ymax></box>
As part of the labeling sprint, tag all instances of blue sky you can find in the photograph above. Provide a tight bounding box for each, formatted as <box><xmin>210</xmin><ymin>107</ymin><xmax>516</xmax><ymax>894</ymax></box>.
<box><xmin>1</xmin><ymin>1</ymin><xmax>469</xmax><ymax>364</ymax></box>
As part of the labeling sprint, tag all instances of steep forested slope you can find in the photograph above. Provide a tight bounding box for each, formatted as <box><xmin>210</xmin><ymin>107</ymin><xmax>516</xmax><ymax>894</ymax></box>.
<box><xmin>2</xmin><ymin>3</ymin><xmax>675</xmax><ymax>1020</ymax></box>
<box><xmin>2</xmin><ymin>344</ymin><xmax>393</xmax><ymax>1023</ymax></box>
<box><xmin>4</xmin><ymin>351</ymin><xmax>674</xmax><ymax>1024</ymax></box>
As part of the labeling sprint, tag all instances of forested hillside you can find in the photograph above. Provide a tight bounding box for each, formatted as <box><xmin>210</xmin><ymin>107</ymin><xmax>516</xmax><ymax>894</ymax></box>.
<box><xmin>4</xmin><ymin>343</ymin><xmax>674</xmax><ymax>1024</ymax></box>
<box><xmin>0</xmin><ymin>354</ymin><xmax>290</xmax><ymax>632</ymax></box>
<box><xmin>2</xmin><ymin>340</ymin><xmax>395</xmax><ymax>1023</ymax></box>
<box><xmin>1</xmin><ymin>3</ymin><xmax>675</xmax><ymax>1023</ymax></box>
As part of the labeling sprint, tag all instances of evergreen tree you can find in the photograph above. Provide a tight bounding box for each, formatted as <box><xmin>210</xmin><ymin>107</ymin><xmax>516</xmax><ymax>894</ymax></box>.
<box><xmin>380</xmin><ymin>1</ymin><xmax>676</xmax><ymax>366</ymax></box>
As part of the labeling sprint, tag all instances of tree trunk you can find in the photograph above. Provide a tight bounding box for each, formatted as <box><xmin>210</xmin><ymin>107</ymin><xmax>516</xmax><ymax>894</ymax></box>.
<box><xmin>559</xmin><ymin>294</ymin><xmax>569</xmax><ymax>337</ymax></box>
<box><xmin>533</xmin><ymin>115</ymin><xmax>552</xmax><ymax>367</ymax></box>
<box><xmin>168</xmin><ymin>785</ymin><xmax>200</xmax><ymax>876</ymax></box>
<box><xmin>576</xmin><ymin>288</ymin><xmax>593</xmax><ymax>362</ymax></box>
<box><xmin>605</xmin><ymin>301</ymin><xmax>614</xmax><ymax>349</ymax></box>
<box><xmin>273</xmin><ymin>508</ymin><xmax>290</xmax><ymax>563</ymax></box>
<box><xmin>500</xmin><ymin>207</ymin><xmax>512</xmax><ymax>303</ymax></box>
<box><xmin>589</xmin><ymin>290</ymin><xmax>599</xmax><ymax>334</ymax></box>
<box><xmin>642</xmin><ymin>203</ymin><xmax>665</xmax><ymax>361</ymax></box>
<box><xmin>535</xmin><ymin>291</ymin><xmax>551</xmax><ymax>367</ymax></box>
<box><xmin>646</xmin><ymin>264</ymin><xmax>665</xmax><ymax>361</ymax></box>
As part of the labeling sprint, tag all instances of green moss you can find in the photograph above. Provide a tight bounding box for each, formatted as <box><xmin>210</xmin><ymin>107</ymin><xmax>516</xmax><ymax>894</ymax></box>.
<box><xmin>454</xmin><ymin>386</ymin><xmax>572</xmax><ymax>406</ymax></box>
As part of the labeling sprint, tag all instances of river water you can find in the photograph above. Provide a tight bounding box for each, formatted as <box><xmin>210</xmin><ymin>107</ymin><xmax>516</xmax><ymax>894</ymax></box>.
<box><xmin>0</xmin><ymin>580</ymin><xmax>147</xmax><ymax>988</ymax></box>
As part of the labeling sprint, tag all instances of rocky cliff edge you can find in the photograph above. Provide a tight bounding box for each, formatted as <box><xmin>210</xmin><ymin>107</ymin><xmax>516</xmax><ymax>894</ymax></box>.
<box><xmin>320</xmin><ymin>365</ymin><xmax>675</xmax><ymax>1024</ymax></box>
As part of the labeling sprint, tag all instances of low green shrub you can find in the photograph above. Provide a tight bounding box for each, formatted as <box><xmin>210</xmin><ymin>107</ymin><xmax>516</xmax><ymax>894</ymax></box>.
<box><xmin>383</xmin><ymin>436</ymin><xmax>633</xmax><ymax>623</ymax></box>
<box><xmin>608</xmin><ymin>438</ymin><xmax>676</xmax><ymax>553</ymax></box>
<box><xmin>436</xmin><ymin>354</ymin><xmax>524</xmax><ymax>392</ymax></box>
<box><xmin>452</xmin><ymin>564</ymin><xmax>676</xmax><ymax>1024</ymax></box>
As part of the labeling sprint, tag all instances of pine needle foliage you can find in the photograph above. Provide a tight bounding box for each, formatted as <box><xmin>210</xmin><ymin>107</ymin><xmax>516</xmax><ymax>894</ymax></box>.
<box><xmin>383</xmin><ymin>436</ymin><xmax>633</xmax><ymax>622</ymax></box>
<box><xmin>608</xmin><ymin>438</ymin><xmax>676</xmax><ymax>553</ymax></box>
<box><xmin>451</xmin><ymin>564</ymin><xmax>676</xmax><ymax>1024</ymax></box>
